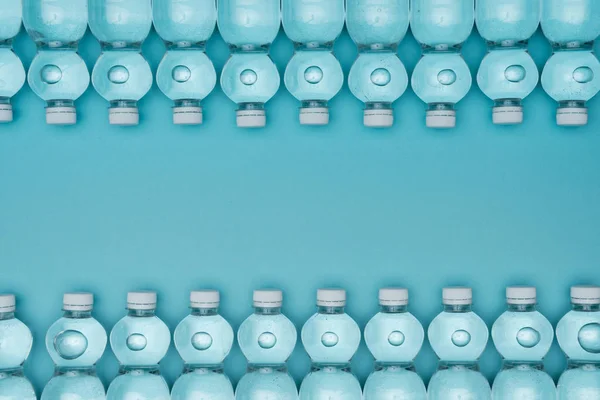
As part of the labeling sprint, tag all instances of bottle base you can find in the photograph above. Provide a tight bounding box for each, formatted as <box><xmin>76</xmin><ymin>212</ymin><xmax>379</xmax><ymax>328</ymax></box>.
<box><xmin>557</xmin><ymin>107</ymin><xmax>588</xmax><ymax>126</ymax></box>
<box><xmin>173</xmin><ymin>106</ymin><xmax>202</xmax><ymax>125</ymax></box>
<box><xmin>426</xmin><ymin>109</ymin><xmax>456</xmax><ymax>129</ymax></box>
<box><xmin>47</xmin><ymin>106</ymin><xmax>76</xmax><ymax>125</ymax></box>
<box><xmin>236</xmin><ymin>109</ymin><xmax>266</xmax><ymax>128</ymax></box>
<box><xmin>492</xmin><ymin>105</ymin><xmax>523</xmax><ymax>125</ymax></box>
<box><xmin>109</xmin><ymin>107</ymin><xmax>139</xmax><ymax>126</ymax></box>
<box><xmin>299</xmin><ymin>107</ymin><xmax>329</xmax><ymax>125</ymax></box>
<box><xmin>364</xmin><ymin>109</ymin><xmax>393</xmax><ymax>128</ymax></box>
<box><xmin>0</xmin><ymin>104</ymin><xmax>13</xmax><ymax>123</ymax></box>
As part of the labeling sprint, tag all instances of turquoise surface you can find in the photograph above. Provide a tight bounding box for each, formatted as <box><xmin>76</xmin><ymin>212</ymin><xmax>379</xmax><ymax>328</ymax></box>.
<box><xmin>1</xmin><ymin>24</ymin><xmax>600</xmax><ymax>395</ymax></box>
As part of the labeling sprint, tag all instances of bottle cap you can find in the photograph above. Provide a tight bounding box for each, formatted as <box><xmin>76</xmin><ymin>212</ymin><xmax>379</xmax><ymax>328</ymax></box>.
<box><xmin>506</xmin><ymin>286</ymin><xmax>536</xmax><ymax>304</ymax></box>
<box><xmin>63</xmin><ymin>292</ymin><xmax>94</xmax><ymax>311</ymax></box>
<box><xmin>299</xmin><ymin>107</ymin><xmax>329</xmax><ymax>125</ymax></box>
<box><xmin>442</xmin><ymin>287</ymin><xmax>472</xmax><ymax>305</ymax></box>
<box><xmin>109</xmin><ymin>107</ymin><xmax>140</xmax><ymax>126</ymax></box>
<box><xmin>0</xmin><ymin>104</ymin><xmax>13</xmax><ymax>123</ymax></box>
<box><xmin>253</xmin><ymin>289</ymin><xmax>282</xmax><ymax>307</ymax></box>
<box><xmin>173</xmin><ymin>106</ymin><xmax>202</xmax><ymax>125</ymax></box>
<box><xmin>317</xmin><ymin>288</ymin><xmax>346</xmax><ymax>307</ymax></box>
<box><xmin>492</xmin><ymin>105</ymin><xmax>523</xmax><ymax>125</ymax></box>
<box><xmin>236</xmin><ymin>109</ymin><xmax>266</xmax><ymax>128</ymax></box>
<box><xmin>0</xmin><ymin>294</ymin><xmax>16</xmax><ymax>312</ymax></box>
<box><xmin>46</xmin><ymin>106</ymin><xmax>77</xmax><ymax>125</ymax></box>
<box><xmin>379</xmin><ymin>287</ymin><xmax>408</xmax><ymax>306</ymax></box>
<box><xmin>364</xmin><ymin>109</ymin><xmax>393</xmax><ymax>128</ymax></box>
<box><xmin>127</xmin><ymin>291</ymin><xmax>157</xmax><ymax>310</ymax></box>
<box><xmin>571</xmin><ymin>285</ymin><xmax>600</xmax><ymax>305</ymax></box>
<box><xmin>557</xmin><ymin>107</ymin><xmax>588</xmax><ymax>126</ymax></box>
<box><xmin>426</xmin><ymin>109</ymin><xmax>456</xmax><ymax>128</ymax></box>
<box><xmin>190</xmin><ymin>290</ymin><xmax>219</xmax><ymax>308</ymax></box>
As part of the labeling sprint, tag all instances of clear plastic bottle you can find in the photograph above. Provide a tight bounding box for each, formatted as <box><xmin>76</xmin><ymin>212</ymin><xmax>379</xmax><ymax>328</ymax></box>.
<box><xmin>299</xmin><ymin>289</ymin><xmax>362</xmax><ymax>400</ymax></box>
<box><xmin>172</xmin><ymin>290</ymin><xmax>234</xmax><ymax>400</ymax></box>
<box><xmin>0</xmin><ymin>0</ymin><xmax>25</xmax><ymax>123</ymax></box>
<box><xmin>0</xmin><ymin>294</ymin><xmax>35</xmax><ymax>400</ymax></box>
<box><xmin>427</xmin><ymin>287</ymin><xmax>491</xmax><ymax>400</ymax></box>
<box><xmin>235</xmin><ymin>289</ymin><xmax>298</xmax><ymax>400</ymax></box>
<box><xmin>42</xmin><ymin>293</ymin><xmax>107</xmax><ymax>400</ymax></box>
<box><xmin>556</xmin><ymin>285</ymin><xmax>600</xmax><ymax>399</ymax></box>
<box><xmin>89</xmin><ymin>0</ymin><xmax>153</xmax><ymax>126</ymax></box>
<box><xmin>154</xmin><ymin>0</ymin><xmax>217</xmax><ymax>125</ymax></box>
<box><xmin>23</xmin><ymin>0</ymin><xmax>89</xmax><ymax>125</ymax></box>
<box><xmin>541</xmin><ymin>0</ymin><xmax>600</xmax><ymax>126</ymax></box>
<box><xmin>282</xmin><ymin>0</ymin><xmax>344</xmax><ymax>125</ymax></box>
<box><xmin>476</xmin><ymin>0</ymin><xmax>540</xmax><ymax>124</ymax></box>
<box><xmin>410</xmin><ymin>0</ymin><xmax>473</xmax><ymax>128</ymax></box>
<box><xmin>363</xmin><ymin>288</ymin><xmax>426</xmax><ymax>400</ymax></box>
<box><xmin>218</xmin><ymin>0</ymin><xmax>280</xmax><ymax>128</ymax></box>
<box><xmin>106</xmin><ymin>291</ymin><xmax>171</xmax><ymax>400</ymax></box>
<box><xmin>491</xmin><ymin>286</ymin><xmax>556</xmax><ymax>399</ymax></box>
<box><xmin>346</xmin><ymin>0</ymin><xmax>409</xmax><ymax>128</ymax></box>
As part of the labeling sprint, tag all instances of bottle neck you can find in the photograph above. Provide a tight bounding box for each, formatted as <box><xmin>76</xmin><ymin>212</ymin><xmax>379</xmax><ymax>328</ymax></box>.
<box><xmin>375</xmin><ymin>361</ymin><xmax>415</xmax><ymax>371</ymax></box>
<box><xmin>507</xmin><ymin>303</ymin><xmax>536</xmax><ymax>312</ymax></box>
<box><xmin>380</xmin><ymin>305</ymin><xmax>408</xmax><ymax>313</ymax></box>
<box><xmin>63</xmin><ymin>310</ymin><xmax>92</xmax><ymax>319</ymax></box>
<box><xmin>502</xmin><ymin>360</ymin><xmax>544</xmax><ymax>369</ymax></box>
<box><xmin>318</xmin><ymin>306</ymin><xmax>345</xmax><ymax>315</ymax></box>
<box><xmin>488</xmin><ymin>40</ymin><xmax>527</xmax><ymax>50</ymax></box>
<box><xmin>443</xmin><ymin>304</ymin><xmax>472</xmax><ymax>313</ymax></box>
<box><xmin>128</xmin><ymin>309</ymin><xmax>156</xmax><ymax>317</ymax></box>
<box><xmin>191</xmin><ymin>307</ymin><xmax>218</xmax><ymax>316</ymax></box>
<box><xmin>573</xmin><ymin>303</ymin><xmax>600</xmax><ymax>312</ymax></box>
<box><xmin>0</xmin><ymin>312</ymin><xmax>14</xmax><ymax>321</ymax></box>
<box><xmin>254</xmin><ymin>306</ymin><xmax>281</xmax><ymax>315</ymax></box>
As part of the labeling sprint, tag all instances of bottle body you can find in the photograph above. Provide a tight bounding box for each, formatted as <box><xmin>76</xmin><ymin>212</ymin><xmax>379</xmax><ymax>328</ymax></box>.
<box><xmin>0</xmin><ymin>0</ymin><xmax>25</xmax><ymax>123</ymax></box>
<box><xmin>89</xmin><ymin>0</ymin><xmax>153</xmax><ymax>125</ymax></box>
<box><xmin>153</xmin><ymin>0</ymin><xmax>216</xmax><ymax>48</ymax></box>
<box><xmin>346</xmin><ymin>0</ymin><xmax>409</xmax><ymax>49</ymax></box>
<box><xmin>0</xmin><ymin>311</ymin><xmax>35</xmax><ymax>400</ymax></box>
<box><xmin>476</xmin><ymin>0</ymin><xmax>540</xmax><ymax>46</ymax></box>
<box><xmin>541</xmin><ymin>0</ymin><xmax>600</xmax><ymax>48</ymax></box>
<box><xmin>411</xmin><ymin>0</ymin><xmax>474</xmax><ymax>50</ymax></box>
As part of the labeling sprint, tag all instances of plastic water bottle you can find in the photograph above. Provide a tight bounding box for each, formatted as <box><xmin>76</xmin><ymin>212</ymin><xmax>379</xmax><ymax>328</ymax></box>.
<box><xmin>236</xmin><ymin>290</ymin><xmax>298</xmax><ymax>400</ymax></box>
<box><xmin>476</xmin><ymin>0</ymin><xmax>540</xmax><ymax>124</ymax></box>
<box><xmin>154</xmin><ymin>0</ymin><xmax>217</xmax><ymax>125</ymax></box>
<box><xmin>427</xmin><ymin>287</ymin><xmax>491</xmax><ymax>400</ymax></box>
<box><xmin>411</xmin><ymin>0</ymin><xmax>473</xmax><ymax>128</ymax></box>
<box><xmin>218</xmin><ymin>0</ymin><xmax>280</xmax><ymax>128</ymax></box>
<box><xmin>363</xmin><ymin>288</ymin><xmax>426</xmax><ymax>400</ymax></box>
<box><xmin>556</xmin><ymin>285</ymin><xmax>600</xmax><ymax>399</ymax></box>
<box><xmin>282</xmin><ymin>0</ymin><xmax>344</xmax><ymax>125</ymax></box>
<box><xmin>346</xmin><ymin>0</ymin><xmax>409</xmax><ymax>127</ymax></box>
<box><xmin>0</xmin><ymin>0</ymin><xmax>25</xmax><ymax>123</ymax></box>
<box><xmin>0</xmin><ymin>294</ymin><xmax>35</xmax><ymax>400</ymax></box>
<box><xmin>299</xmin><ymin>289</ymin><xmax>362</xmax><ymax>400</ymax></box>
<box><xmin>41</xmin><ymin>293</ymin><xmax>107</xmax><ymax>400</ymax></box>
<box><xmin>106</xmin><ymin>291</ymin><xmax>170</xmax><ymax>400</ymax></box>
<box><xmin>172</xmin><ymin>290</ymin><xmax>234</xmax><ymax>400</ymax></box>
<box><xmin>491</xmin><ymin>286</ymin><xmax>556</xmax><ymax>399</ymax></box>
<box><xmin>541</xmin><ymin>0</ymin><xmax>600</xmax><ymax>126</ymax></box>
<box><xmin>89</xmin><ymin>0</ymin><xmax>153</xmax><ymax>126</ymax></box>
<box><xmin>23</xmin><ymin>0</ymin><xmax>89</xmax><ymax>125</ymax></box>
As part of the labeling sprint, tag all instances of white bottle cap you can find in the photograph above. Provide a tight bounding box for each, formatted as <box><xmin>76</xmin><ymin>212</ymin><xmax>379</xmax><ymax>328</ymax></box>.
<box><xmin>127</xmin><ymin>291</ymin><xmax>157</xmax><ymax>310</ymax></box>
<box><xmin>364</xmin><ymin>109</ymin><xmax>393</xmax><ymax>128</ymax></box>
<box><xmin>253</xmin><ymin>289</ymin><xmax>283</xmax><ymax>307</ymax></box>
<box><xmin>571</xmin><ymin>285</ymin><xmax>600</xmax><ymax>305</ymax></box>
<box><xmin>46</xmin><ymin>106</ymin><xmax>76</xmax><ymax>125</ymax></box>
<box><xmin>299</xmin><ymin>107</ymin><xmax>329</xmax><ymax>125</ymax></box>
<box><xmin>426</xmin><ymin>109</ymin><xmax>456</xmax><ymax>128</ymax></box>
<box><xmin>0</xmin><ymin>104</ymin><xmax>13</xmax><ymax>123</ymax></box>
<box><xmin>109</xmin><ymin>107</ymin><xmax>140</xmax><ymax>126</ymax></box>
<box><xmin>442</xmin><ymin>287</ymin><xmax>473</xmax><ymax>305</ymax></box>
<box><xmin>63</xmin><ymin>292</ymin><xmax>94</xmax><ymax>311</ymax></box>
<box><xmin>379</xmin><ymin>287</ymin><xmax>408</xmax><ymax>306</ymax></box>
<box><xmin>506</xmin><ymin>286</ymin><xmax>536</xmax><ymax>305</ymax></box>
<box><xmin>173</xmin><ymin>106</ymin><xmax>202</xmax><ymax>125</ymax></box>
<box><xmin>557</xmin><ymin>107</ymin><xmax>588</xmax><ymax>126</ymax></box>
<box><xmin>236</xmin><ymin>109</ymin><xmax>266</xmax><ymax>128</ymax></box>
<box><xmin>317</xmin><ymin>288</ymin><xmax>346</xmax><ymax>307</ymax></box>
<box><xmin>190</xmin><ymin>290</ymin><xmax>220</xmax><ymax>308</ymax></box>
<box><xmin>0</xmin><ymin>294</ymin><xmax>16</xmax><ymax>312</ymax></box>
<box><xmin>492</xmin><ymin>105</ymin><xmax>523</xmax><ymax>125</ymax></box>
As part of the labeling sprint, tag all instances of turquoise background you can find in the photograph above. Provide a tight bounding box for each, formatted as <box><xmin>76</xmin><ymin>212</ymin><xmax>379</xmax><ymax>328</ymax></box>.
<box><xmin>1</xmin><ymin>24</ymin><xmax>600</xmax><ymax>395</ymax></box>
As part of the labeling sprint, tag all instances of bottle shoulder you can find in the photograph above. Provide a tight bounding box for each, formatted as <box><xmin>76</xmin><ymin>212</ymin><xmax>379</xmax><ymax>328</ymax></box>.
<box><xmin>46</xmin><ymin>316</ymin><xmax>107</xmax><ymax>367</ymax></box>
